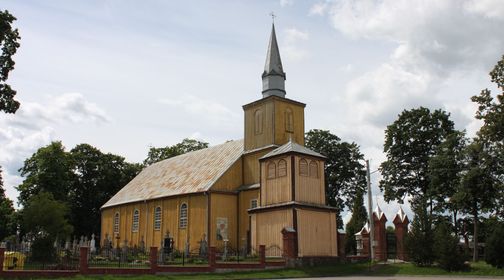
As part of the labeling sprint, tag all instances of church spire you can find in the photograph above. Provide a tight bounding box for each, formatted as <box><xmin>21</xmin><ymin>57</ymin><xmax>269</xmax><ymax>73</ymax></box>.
<box><xmin>262</xmin><ymin>23</ymin><xmax>286</xmax><ymax>98</ymax></box>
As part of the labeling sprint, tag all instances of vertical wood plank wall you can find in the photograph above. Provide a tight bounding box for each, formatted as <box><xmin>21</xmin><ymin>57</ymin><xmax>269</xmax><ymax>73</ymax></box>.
<box><xmin>297</xmin><ymin>209</ymin><xmax>338</xmax><ymax>257</ymax></box>
<box><xmin>294</xmin><ymin>156</ymin><xmax>325</xmax><ymax>205</ymax></box>
<box><xmin>261</xmin><ymin>157</ymin><xmax>292</xmax><ymax>205</ymax></box>
<box><xmin>244</xmin><ymin>102</ymin><xmax>274</xmax><ymax>151</ymax></box>
<box><xmin>209</xmin><ymin>193</ymin><xmax>238</xmax><ymax>249</ymax></box>
<box><xmin>238</xmin><ymin>189</ymin><xmax>259</xmax><ymax>249</ymax></box>
<box><xmin>273</xmin><ymin>100</ymin><xmax>305</xmax><ymax>146</ymax></box>
<box><xmin>211</xmin><ymin>159</ymin><xmax>243</xmax><ymax>191</ymax></box>
<box><xmin>251</xmin><ymin>209</ymin><xmax>293</xmax><ymax>257</ymax></box>
<box><xmin>243</xmin><ymin>149</ymin><xmax>273</xmax><ymax>185</ymax></box>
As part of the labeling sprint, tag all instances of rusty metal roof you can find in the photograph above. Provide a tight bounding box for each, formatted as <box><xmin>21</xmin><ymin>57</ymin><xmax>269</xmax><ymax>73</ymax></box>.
<box><xmin>102</xmin><ymin>139</ymin><xmax>244</xmax><ymax>209</ymax></box>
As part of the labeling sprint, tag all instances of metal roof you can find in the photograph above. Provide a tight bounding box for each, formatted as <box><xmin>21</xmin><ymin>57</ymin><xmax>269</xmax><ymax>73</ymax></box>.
<box><xmin>260</xmin><ymin>139</ymin><xmax>325</xmax><ymax>160</ymax></box>
<box><xmin>102</xmin><ymin>139</ymin><xmax>244</xmax><ymax>209</ymax></box>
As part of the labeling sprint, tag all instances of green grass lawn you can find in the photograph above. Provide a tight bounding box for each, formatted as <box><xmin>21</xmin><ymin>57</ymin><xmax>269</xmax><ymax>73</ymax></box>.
<box><xmin>9</xmin><ymin>261</ymin><xmax>504</xmax><ymax>280</ymax></box>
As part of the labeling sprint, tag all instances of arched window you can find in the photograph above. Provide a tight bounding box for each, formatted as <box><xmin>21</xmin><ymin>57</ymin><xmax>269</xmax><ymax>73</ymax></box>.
<box><xmin>254</xmin><ymin>109</ymin><xmax>263</xmax><ymax>135</ymax></box>
<box><xmin>154</xmin><ymin>206</ymin><xmax>162</xmax><ymax>231</ymax></box>
<box><xmin>278</xmin><ymin>159</ymin><xmax>287</xmax><ymax>177</ymax></box>
<box><xmin>299</xmin><ymin>158</ymin><xmax>309</xmax><ymax>176</ymax></box>
<box><xmin>309</xmin><ymin>161</ymin><xmax>319</xmax><ymax>178</ymax></box>
<box><xmin>179</xmin><ymin>203</ymin><xmax>188</xmax><ymax>228</ymax></box>
<box><xmin>132</xmin><ymin>209</ymin><xmax>140</xmax><ymax>232</ymax></box>
<box><xmin>285</xmin><ymin>108</ymin><xmax>293</xmax><ymax>132</ymax></box>
<box><xmin>113</xmin><ymin>212</ymin><xmax>120</xmax><ymax>233</ymax></box>
<box><xmin>267</xmin><ymin>162</ymin><xmax>276</xmax><ymax>179</ymax></box>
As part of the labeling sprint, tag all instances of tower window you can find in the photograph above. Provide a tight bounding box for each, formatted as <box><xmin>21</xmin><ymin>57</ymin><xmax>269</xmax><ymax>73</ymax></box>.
<box><xmin>132</xmin><ymin>209</ymin><xmax>140</xmax><ymax>232</ymax></box>
<box><xmin>278</xmin><ymin>159</ymin><xmax>287</xmax><ymax>177</ymax></box>
<box><xmin>267</xmin><ymin>162</ymin><xmax>276</xmax><ymax>179</ymax></box>
<box><xmin>299</xmin><ymin>158</ymin><xmax>309</xmax><ymax>176</ymax></box>
<box><xmin>251</xmin><ymin>199</ymin><xmax>258</xmax><ymax>209</ymax></box>
<box><xmin>285</xmin><ymin>108</ymin><xmax>293</xmax><ymax>132</ymax></box>
<box><xmin>154</xmin><ymin>206</ymin><xmax>162</xmax><ymax>231</ymax></box>
<box><xmin>113</xmin><ymin>212</ymin><xmax>120</xmax><ymax>234</ymax></box>
<box><xmin>309</xmin><ymin>161</ymin><xmax>319</xmax><ymax>178</ymax></box>
<box><xmin>254</xmin><ymin>109</ymin><xmax>263</xmax><ymax>135</ymax></box>
<box><xmin>180</xmin><ymin>203</ymin><xmax>188</xmax><ymax>228</ymax></box>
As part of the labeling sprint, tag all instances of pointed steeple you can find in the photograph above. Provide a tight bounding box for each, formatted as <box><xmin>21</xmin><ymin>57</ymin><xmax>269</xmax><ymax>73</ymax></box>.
<box><xmin>262</xmin><ymin>23</ymin><xmax>286</xmax><ymax>98</ymax></box>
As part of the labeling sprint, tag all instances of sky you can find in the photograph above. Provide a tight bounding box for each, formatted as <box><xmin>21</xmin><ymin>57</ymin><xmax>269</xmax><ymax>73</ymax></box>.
<box><xmin>1</xmin><ymin>0</ymin><xmax>504</xmax><ymax>226</ymax></box>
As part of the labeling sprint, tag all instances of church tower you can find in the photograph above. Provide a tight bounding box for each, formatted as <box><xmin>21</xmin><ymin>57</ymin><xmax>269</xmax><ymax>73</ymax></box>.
<box><xmin>243</xmin><ymin>23</ymin><xmax>306</xmax><ymax>153</ymax></box>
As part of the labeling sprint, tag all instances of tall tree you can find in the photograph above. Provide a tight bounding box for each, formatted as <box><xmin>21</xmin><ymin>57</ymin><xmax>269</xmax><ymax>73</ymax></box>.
<box><xmin>0</xmin><ymin>166</ymin><xmax>16</xmax><ymax>240</ymax></box>
<box><xmin>17</xmin><ymin>141</ymin><xmax>74</xmax><ymax>206</ymax></box>
<box><xmin>0</xmin><ymin>10</ymin><xmax>21</xmax><ymax>114</ymax></box>
<box><xmin>305</xmin><ymin>129</ymin><xmax>367</xmax><ymax>229</ymax></box>
<box><xmin>379</xmin><ymin>107</ymin><xmax>455</xmax><ymax>210</ymax></box>
<box><xmin>454</xmin><ymin>140</ymin><xmax>499</xmax><ymax>261</ymax></box>
<box><xmin>143</xmin><ymin>138</ymin><xmax>209</xmax><ymax>166</ymax></box>
<box><xmin>344</xmin><ymin>190</ymin><xmax>368</xmax><ymax>255</ymax></box>
<box><xmin>69</xmin><ymin>144</ymin><xmax>142</xmax><ymax>236</ymax></box>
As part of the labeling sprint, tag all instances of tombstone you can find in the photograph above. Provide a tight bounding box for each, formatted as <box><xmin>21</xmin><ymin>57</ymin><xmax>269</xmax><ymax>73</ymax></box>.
<box><xmin>79</xmin><ymin>235</ymin><xmax>85</xmax><ymax>247</ymax></box>
<box><xmin>84</xmin><ymin>236</ymin><xmax>89</xmax><ymax>247</ymax></box>
<box><xmin>198</xmin><ymin>234</ymin><xmax>208</xmax><ymax>258</ymax></box>
<box><xmin>222</xmin><ymin>239</ymin><xmax>229</xmax><ymax>261</ymax></box>
<box><xmin>120</xmin><ymin>239</ymin><xmax>128</xmax><ymax>263</ymax></box>
<box><xmin>90</xmin><ymin>234</ymin><xmax>96</xmax><ymax>254</ymax></box>
<box><xmin>139</xmin><ymin>236</ymin><xmax>145</xmax><ymax>252</ymax></box>
<box><xmin>72</xmin><ymin>237</ymin><xmax>78</xmax><ymax>254</ymax></box>
<box><xmin>65</xmin><ymin>237</ymin><xmax>71</xmax><ymax>250</ymax></box>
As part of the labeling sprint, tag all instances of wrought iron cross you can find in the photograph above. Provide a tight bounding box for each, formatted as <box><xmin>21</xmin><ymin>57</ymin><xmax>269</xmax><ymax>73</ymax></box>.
<box><xmin>270</xmin><ymin>12</ymin><xmax>276</xmax><ymax>23</ymax></box>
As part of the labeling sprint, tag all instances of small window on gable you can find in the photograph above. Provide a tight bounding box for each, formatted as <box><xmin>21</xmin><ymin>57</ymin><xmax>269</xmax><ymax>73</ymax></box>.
<box><xmin>278</xmin><ymin>159</ymin><xmax>287</xmax><ymax>177</ymax></box>
<box><xmin>309</xmin><ymin>161</ymin><xmax>318</xmax><ymax>178</ymax></box>
<box><xmin>179</xmin><ymin>203</ymin><xmax>188</xmax><ymax>228</ymax></box>
<box><xmin>132</xmin><ymin>209</ymin><xmax>139</xmax><ymax>232</ymax></box>
<box><xmin>267</xmin><ymin>162</ymin><xmax>276</xmax><ymax>179</ymax></box>
<box><xmin>113</xmin><ymin>212</ymin><xmax>120</xmax><ymax>233</ymax></box>
<box><xmin>154</xmin><ymin>206</ymin><xmax>162</xmax><ymax>231</ymax></box>
<box><xmin>285</xmin><ymin>108</ymin><xmax>293</xmax><ymax>132</ymax></box>
<box><xmin>254</xmin><ymin>109</ymin><xmax>263</xmax><ymax>135</ymax></box>
<box><xmin>299</xmin><ymin>158</ymin><xmax>309</xmax><ymax>176</ymax></box>
<box><xmin>251</xmin><ymin>199</ymin><xmax>258</xmax><ymax>209</ymax></box>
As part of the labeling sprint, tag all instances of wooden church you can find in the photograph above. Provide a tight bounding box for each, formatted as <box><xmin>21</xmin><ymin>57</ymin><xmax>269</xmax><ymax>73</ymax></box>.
<box><xmin>101</xmin><ymin>24</ymin><xmax>339</xmax><ymax>258</ymax></box>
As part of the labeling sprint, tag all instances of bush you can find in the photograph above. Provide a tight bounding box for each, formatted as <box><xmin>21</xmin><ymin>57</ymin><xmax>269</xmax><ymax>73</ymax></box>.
<box><xmin>405</xmin><ymin>207</ymin><xmax>434</xmax><ymax>266</ymax></box>
<box><xmin>31</xmin><ymin>236</ymin><xmax>57</xmax><ymax>262</ymax></box>
<box><xmin>433</xmin><ymin>222</ymin><xmax>466</xmax><ymax>271</ymax></box>
<box><xmin>485</xmin><ymin>223</ymin><xmax>504</xmax><ymax>268</ymax></box>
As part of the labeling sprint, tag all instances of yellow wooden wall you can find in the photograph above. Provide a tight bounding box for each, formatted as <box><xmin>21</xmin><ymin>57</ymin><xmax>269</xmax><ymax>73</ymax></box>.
<box><xmin>242</xmin><ymin>149</ymin><xmax>273</xmax><ymax>185</ymax></box>
<box><xmin>273</xmin><ymin>99</ymin><xmax>305</xmax><ymax>146</ymax></box>
<box><xmin>251</xmin><ymin>209</ymin><xmax>293</xmax><ymax>257</ymax></box>
<box><xmin>100</xmin><ymin>194</ymin><xmax>207</xmax><ymax>252</ymax></box>
<box><xmin>296</xmin><ymin>209</ymin><xmax>338</xmax><ymax>257</ymax></box>
<box><xmin>294</xmin><ymin>156</ymin><xmax>325</xmax><ymax>205</ymax></box>
<box><xmin>244</xmin><ymin>101</ymin><xmax>274</xmax><ymax>151</ymax></box>
<box><xmin>260</xmin><ymin>156</ymin><xmax>292</xmax><ymax>206</ymax></box>
<box><xmin>211</xmin><ymin>159</ymin><xmax>243</xmax><ymax>191</ymax></box>
<box><xmin>209</xmin><ymin>193</ymin><xmax>238</xmax><ymax>249</ymax></box>
<box><xmin>238</xmin><ymin>189</ymin><xmax>260</xmax><ymax>248</ymax></box>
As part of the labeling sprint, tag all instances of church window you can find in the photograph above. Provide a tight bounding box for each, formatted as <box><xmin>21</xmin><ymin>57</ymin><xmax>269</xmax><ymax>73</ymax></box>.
<box><xmin>299</xmin><ymin>158</ymin><xmax>309</xmax><ymax>176</ymax></box>
<box><xmin>154</xmin><ymin>206</ymin><xmax>162</xmax><ymax>231</ymax></box>
<box><xmin>179</xmin><ymin>203</ymin><xmax>188</xmax><ymax>228</ymax></box>
<box><xmin>267</xmin><ymin>162</ymin><xmax>276</xmax><ymax>179</ymax></box>
<box><xmin>254</xmin><ymin>109</ymin><xmax>263</xmax><ymax>135</ymax></box>
<box><xmin>309</xmin><ymin>161</ymin><xmax>319</xmax><ymax>178</ymax></box>
<box><xmin>251</xmin><ymin>199</ymin><xmax>258</xmax><ymax>209</ymax></box>
<box><xmin>113</xmin><ymin>212</ymin><xmax>120</xmax><ymax>233</ymax></box>
<box><xmin>285</xmin><ymin>108</ymin><xmax>293</xmax><ymax>132</ymax></box>
<box><xmin>132</xmin><ymin>209</ymin><xmax>140</xmax><ymax>232</ymax></box>
<box><xmin>278</xmin><ymin>159</ymin><xmax>287</xmax><ymax>177</ymax></box>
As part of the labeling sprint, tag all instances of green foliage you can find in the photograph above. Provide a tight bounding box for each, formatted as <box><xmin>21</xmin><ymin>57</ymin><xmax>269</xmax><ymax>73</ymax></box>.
<box><xmin>143</xmin><ymin>138</ymin><xmax>209</xmax><ymax>166</ymax></box>
<box><xmin>21</xmin><ymin>192</ymin><xmax>73</xmax><ymax>239</ymax></box>
<box><xmin>344</xmin><ymin>190</ymin><xmax>367</xmax><ymax>255</ymax></box>
<box><xmin>380</xmin><ymin>107</ymin><xmax>455</xmax><ymax>206</ymax></box>
<box><xmin>0</xmin><ymin>166</ymin><xmax>16</xmax><ymax>240</ymax></box>
<box><xmin>31</xmin><ymin>235</ymin><xmax>57</xmax><ymax>262</ymax></box>
<box><xmin>433</xmin><ymin>222</ymin><xmax>466</xmax><ymax>271</ymax></box>
<box><xmin>485</xmin><ymin>223</ymin><xmax>504</xmax><ymax>268</ymax></box>
<box><xmin>405</xmin><ymin>203</ymin><xmax>434</xmax><ymax>266</ymax></box>
<box><xmin>305</xmin><ymin>129</ymin><xmax>367</xmax><ymax>229</ymax></box>
<box><xmin>0</xmin><ymin>10</ymin><xmax>20</xmax><ymax>114</ymax></box>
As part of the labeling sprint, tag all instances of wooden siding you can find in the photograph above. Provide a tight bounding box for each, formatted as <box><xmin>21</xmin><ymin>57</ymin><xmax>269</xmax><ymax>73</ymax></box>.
<box><xmin>100</xmin><ymin>194</ymin><xmax>207</xmax><ymax>252</ymax></box>
<box><xmin>209</xmin><ymin>193</ymin><xmax>238</xmax><ymax>249</ymax></box>
<box><xmin>211</xmin><ymin>158</ymin><xmax>243</xmax><ymax>191</ymax></box>
<box><xmin>238</xmin><ymin>189</ymin><xmax>260</xmax><ymax>248</ymax></box>
<box><xmin>274</xmin><ymin>99</ymin><xmax>305</xmax><ymax>146</ymax></box>
<box><xmin>244</xmin><ymin>102</ymin><xmax>274</xmax><ymax>151</ymax></box>
<box><xmin>251</xmin><ymin>209</ymin><xmax>293</xmax><ymax>257</ymax></box>
<box><xmin>296</xmin><ymin>209</ymin><xmax>338</xmax><ymax>257</ymax></box>
<box><xmin>260</xmin><ymin>156</ymin><xmax>292</xmax><ymax>206</ymax></box>
<box><xmin>242</xmin><ymin>149</ymin><xmax>273</xmax><ymax>185</ymax></box>
<box><xmin>294</xmin><ymin>156</ymin><xmax>325</xmax><ymax>205</ymax></box>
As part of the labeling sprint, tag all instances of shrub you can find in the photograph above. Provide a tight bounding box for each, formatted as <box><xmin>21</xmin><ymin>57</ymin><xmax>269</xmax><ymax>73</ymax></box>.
<box><xmin>485</xmin><ymin>223</ymin><xmax>504</xmax><ymax>268</ymax></box>
<box><xmin>405</xmin><ymin>207</ymin><xmax>434</xmax><ymax>266</ymax></box>
<box><xmin>433</xmin><ymin>222</ymin><xmax>466</xmax><ymax>271</ymax></box>
<box><xmin>31</xmin><ymin>236</ymin><xmax>57</xmax><ymax>262</ymax></box>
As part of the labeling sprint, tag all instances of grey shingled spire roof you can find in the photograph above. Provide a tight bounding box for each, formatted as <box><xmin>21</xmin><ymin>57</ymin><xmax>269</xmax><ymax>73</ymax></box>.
<box><xmin>262</xmin><ymin>23</ymin><xmax>286</xmax><ymax>98</ymax></box>
<box><xmin>260</xmin><ymin>138</ymin><xmax>325</xmax><ymax>160</ymax></box>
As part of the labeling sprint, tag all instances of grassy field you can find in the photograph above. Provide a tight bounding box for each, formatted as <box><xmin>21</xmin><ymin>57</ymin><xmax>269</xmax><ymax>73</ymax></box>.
<box><xmin>13</xmin><ymin>261</ymin><xmax>504</xmax><ymax>280</ymax></box>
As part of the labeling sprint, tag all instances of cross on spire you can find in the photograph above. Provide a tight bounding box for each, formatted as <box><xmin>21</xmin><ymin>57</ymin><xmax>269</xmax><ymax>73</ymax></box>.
<box><xmin>269</xmin><ymin>12</ymin><xmax>276</xmax><ymax>23</ymax></box>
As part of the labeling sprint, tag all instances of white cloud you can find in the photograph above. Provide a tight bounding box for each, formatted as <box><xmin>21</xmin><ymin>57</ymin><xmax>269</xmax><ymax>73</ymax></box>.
<box><xmin>280</xmin><ymin>0</ymin><xmax>293</xmax><ymax>8</ymax></box>
<box><xmin>0</xmin><ymin>93</ymin><xmax>110</xmax><ymax>206</ymax></box>
<box><xmin>309</xmin><ymin>2</ymin><xmax>329</xmax><ymax>16</ymax></box>
<box><xmin>464</xmin><ymin>0</ymin><xmax>504</xmax><ymax>19</ymax></box>
<box><xmin>282</xmin><ymin>28</ymin><xmax>310</xmax><ymax>61</ymax></box>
